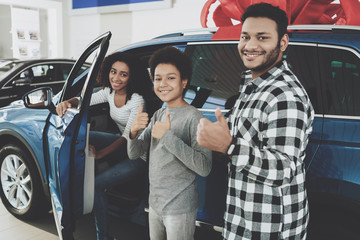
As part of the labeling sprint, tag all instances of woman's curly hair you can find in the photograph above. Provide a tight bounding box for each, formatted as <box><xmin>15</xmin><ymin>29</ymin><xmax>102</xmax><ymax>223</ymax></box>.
<box><xmin>97</xmin><ymin>52</ymin><xmax>153</xmax><ymax>101</ymax></box>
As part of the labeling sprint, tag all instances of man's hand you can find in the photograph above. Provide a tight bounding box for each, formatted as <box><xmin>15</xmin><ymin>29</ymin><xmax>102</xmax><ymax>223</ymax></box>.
<box><xmin>197</xmin><ymin>107</ymin><xmax>232</xmax><ymax>153</ymax></box>
<box><xmin>130</xmin><ymin>104</ymin><xmax>149</xmax><ymax>139</ymax></box>
<box><xmin>152</xmin><ymin>112</ymin><xmax>171</xmax><ymax>140</ymax></box>
<box><xmin>56</xmin><ymin>100</ymin><xmax>71</xmax><ymax>118</ymax></box>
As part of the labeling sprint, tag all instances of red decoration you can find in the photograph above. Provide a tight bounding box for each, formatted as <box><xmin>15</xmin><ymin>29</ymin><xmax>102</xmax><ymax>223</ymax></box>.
<box><xmin>200</xmin><ymin>0</ymin><xmax>360</xmax><ymax>28</ymax></box>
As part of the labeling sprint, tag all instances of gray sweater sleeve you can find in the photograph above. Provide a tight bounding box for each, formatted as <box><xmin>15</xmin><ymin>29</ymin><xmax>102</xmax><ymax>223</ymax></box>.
<box><xmin>126</xmin><ymin>119</ymin><xmax>153</xmax><ymax>160</ymax></box>
<box><xmin>160</xmin><ymin>113</ymin><xmax>212</xmax><ymax>177</ymax></box>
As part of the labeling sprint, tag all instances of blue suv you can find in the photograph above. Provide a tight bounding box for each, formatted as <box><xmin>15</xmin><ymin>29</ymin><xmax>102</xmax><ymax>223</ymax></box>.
<box><xmin>0</xmin><ymin>24</ymin><xmax>360</xmax><ymax>238</ymax></box>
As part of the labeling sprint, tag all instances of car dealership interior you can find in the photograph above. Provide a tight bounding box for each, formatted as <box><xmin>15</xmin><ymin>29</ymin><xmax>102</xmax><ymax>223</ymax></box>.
<box><xmin>1</xmin><ymin>0</ymin><xmax>360</xmax><ymax>240</ymax></box>
<box><xmin>0</xmin><ymin>0</ymin><xmax>206</xmax><ymax>60</ymax></box>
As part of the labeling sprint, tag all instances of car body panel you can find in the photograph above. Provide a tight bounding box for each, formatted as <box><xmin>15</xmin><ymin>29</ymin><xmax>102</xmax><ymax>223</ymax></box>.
<box><xmin>0</xmin><ymin>104</ymin><xmax>49</xmax><ymax>181</ymax></box>
<box><xmin>308</xmin><ymin>116</ymin><xmax>360</xmax><ymax>203</ymax></box>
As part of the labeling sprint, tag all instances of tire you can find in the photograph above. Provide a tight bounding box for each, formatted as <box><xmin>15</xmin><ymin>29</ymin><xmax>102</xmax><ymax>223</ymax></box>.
<box><xmin>0</xmin><ymin>144</ymin><xmax>46</xmax><ymax>220</ymax></box>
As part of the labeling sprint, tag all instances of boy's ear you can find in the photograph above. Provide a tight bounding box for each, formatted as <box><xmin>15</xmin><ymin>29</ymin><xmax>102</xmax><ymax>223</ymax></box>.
<box><xmin>182</xmin><ymin>78</ymin><xmax>188</xmax><ymax>89</ymax></box>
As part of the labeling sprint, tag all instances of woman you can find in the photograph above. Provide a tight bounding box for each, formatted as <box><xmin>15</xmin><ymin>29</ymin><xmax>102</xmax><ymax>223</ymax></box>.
<box><xmin>56</xmin><ymin>52</ymin><xmax>153</xmax><ymax>240</ymax></box>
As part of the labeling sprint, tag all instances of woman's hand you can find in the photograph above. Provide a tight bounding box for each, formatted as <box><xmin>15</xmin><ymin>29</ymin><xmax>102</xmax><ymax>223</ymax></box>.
<box><xmin>130</xmin><ymin>104</ymin><xmax>149</xmax><ymax>139</ymax></box>
<box><xmin>56</xmin><ymin>100</ymin><xmax>72</xmax><ymax>118</ymax></box>
<box><xmin>89</xmin><ymin>145</ymin><xmax>107</xmax><ymax>160</ymax></box>
<box><xmin>88</xmin><ymin>145</ymin><xmax>97</xmax><ymax>157</ymax></box>
<box><xmin>56</xmin><ymin>97</ymin><xmax>79</xmax><ymax>118</ymax></box>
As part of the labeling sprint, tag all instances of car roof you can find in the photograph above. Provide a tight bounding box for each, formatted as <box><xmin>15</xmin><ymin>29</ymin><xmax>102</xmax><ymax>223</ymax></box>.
<box><xmin>116</xmin><ymin>24</ymin><xmax>360</xmax><ymax>53</ymax></box>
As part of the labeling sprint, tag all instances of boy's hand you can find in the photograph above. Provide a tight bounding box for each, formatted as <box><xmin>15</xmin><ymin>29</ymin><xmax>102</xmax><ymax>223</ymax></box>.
<box><xmin>152</xmin><ymin>112</ymin><xmax>171</xmax><ymax>140</ymax></box>
<box><xmin>197</xmin><ymin>107</ymin><xmax>232</xmax><ymax>153</ymax></box>
<box><xmin>130</xmin><ymin>104</ymin><xmax>149</xmax><ymax>139</ymax></box>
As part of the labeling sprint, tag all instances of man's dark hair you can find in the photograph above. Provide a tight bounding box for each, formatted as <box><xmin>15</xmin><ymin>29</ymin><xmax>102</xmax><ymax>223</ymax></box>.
<box><xmin>149</xmin><ymin>46</ymin><xmax>192</xmax><ymax>86</ymax></box>
<box><xmin>97</xmin><ymin>51</ymin><xmax>153</xmax><ymax>101</ymax></box>
<box><xmin>241</xmin><ymin>3</ymin><xmax>288</xmax><ymax>41</ymax></box>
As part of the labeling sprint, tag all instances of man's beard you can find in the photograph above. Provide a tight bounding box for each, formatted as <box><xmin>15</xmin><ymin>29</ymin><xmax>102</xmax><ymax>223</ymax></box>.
<box><xmin>246</xmin><ymin>44</ymin><xmax>281</xmax><ymax>74</ymax></box>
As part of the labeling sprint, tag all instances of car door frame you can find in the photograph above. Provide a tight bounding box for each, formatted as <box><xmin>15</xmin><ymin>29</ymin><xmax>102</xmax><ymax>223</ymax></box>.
<box><xmin>43</xmin><ymin>31</ymin><xmax>111</xmax><ymax>240</ymax></box>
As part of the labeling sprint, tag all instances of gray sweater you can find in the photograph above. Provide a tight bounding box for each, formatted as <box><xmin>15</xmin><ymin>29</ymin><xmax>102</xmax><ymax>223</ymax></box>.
<box><xmin>127</xmin><ymin>105</ymin><xmax>212</xmax><ymax>215</ymax></box>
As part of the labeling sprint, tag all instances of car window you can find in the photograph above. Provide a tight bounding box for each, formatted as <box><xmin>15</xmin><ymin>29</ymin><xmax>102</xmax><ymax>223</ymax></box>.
<box><xmin>31</xmin><ymin>65</ymin><xmax>47</xmax><ymax>78</ymax></box>
<box><xmin>0</xmin><ymin>62</ymin><xmax>20</xmax><ymax>80</ymax></box>
<box><xmin>17</xmin><ymin>68</ymin><xmax>34</xmax><ymax>82</ymax></box>
<box><xmin>285</xmin><ymin>44</ymin><xmax>322</xmax><ymax>114</ymax></box>
<box><xmin>61</xmin><ymin>63</ymin><xmax>75</xmax><ymax>80</ymax></box>
<box><xmin>15</xmin><ymin>64</ymin><xmax>55</xmax><ymax>84</ymax></box>
<box><xmin>31</xmin><ymin>63</ymin><xmax>74</xmax><ymax>83</ymax></box>
<box><xmin>185</xmin><ymin>43</ymin><xmax>244</xmax><ymax>109</ymax></box>
<box><xmin>28</xmin><ymin>65</ymin><xmax>50</xmax><ymax>83</ymax></box>
<box><xmin>62</xmin><ymin>52</ymin><xmax>99</xmax><ymax>103</ymax></box>
<box><xmin>318</xmin><ymin>47</ymin><xmax>360</xmax><ymax>116</ymax></box>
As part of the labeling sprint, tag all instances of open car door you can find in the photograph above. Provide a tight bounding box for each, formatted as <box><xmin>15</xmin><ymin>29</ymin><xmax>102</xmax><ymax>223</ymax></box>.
<box><xmin>44</xmin><ymin>32</ymin><xmax>111</xmax><ymax>239</ymax></box>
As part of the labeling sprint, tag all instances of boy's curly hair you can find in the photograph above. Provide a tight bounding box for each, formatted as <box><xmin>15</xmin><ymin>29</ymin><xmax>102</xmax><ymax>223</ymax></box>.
<box><xmin>149</xmin><ymin>46</ymin><xmax>192</xmax><ymax>87</ymax></box>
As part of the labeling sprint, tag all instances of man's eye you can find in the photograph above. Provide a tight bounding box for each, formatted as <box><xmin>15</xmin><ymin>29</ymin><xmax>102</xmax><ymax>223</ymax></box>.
<box><xmin>168</xmin><ymin>77</ymin><xmax>175</xmax><ymax>80</ymax></box>
<box><xmin>259</xmin><ymin>37</ymin><xmax>268</xmax><ymax>40</ymax></box>
<box><xmin>241</xmin><ymin>36</ymin><xmax>249</xmax><ymax>40</ymax></box>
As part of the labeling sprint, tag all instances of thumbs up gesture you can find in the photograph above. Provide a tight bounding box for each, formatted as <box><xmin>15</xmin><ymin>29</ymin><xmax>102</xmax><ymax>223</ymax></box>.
<box><xmin>197</xmin><ymin>107</ymin><xmax>232</xmax><ymax>153</ymax></box>
<box><xmin>130</xmin><ymin>104</ymin><xmax>149</xmax><ymax>139</ymax></box>
<box><xmin>152</xmin><ymin>111</ymin><xmax>171</xmax><ymax>140</ymax></box>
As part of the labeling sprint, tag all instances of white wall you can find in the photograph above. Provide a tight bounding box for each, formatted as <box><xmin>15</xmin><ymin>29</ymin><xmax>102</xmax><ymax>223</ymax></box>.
<box><xmin>131</xmin><ymin>0</ymin><xmax>207</xmax><ymax>42</ymax></box>
<box><xmin>1</xmin><ymin>0</ymin><xmax>211</xmax><ymax>59</ymax></box>
<box><xmin>0</xmin><ymin>5</ymin><xmax>12</xmax><ymax>57</ymax></box>
<box><xmin>40</xmin><ymin>9</ymin><xmax>49</xmax><ymax>58</ymax></box>
<box><xmin>0</xmin><ymin>0</ymin><xmax>62</xmax><ymax>59</ymax></box>
<box><xmin>61</xmin><ymin>0</ymin><xmax>208</xmax><ymax>58</ymax></box>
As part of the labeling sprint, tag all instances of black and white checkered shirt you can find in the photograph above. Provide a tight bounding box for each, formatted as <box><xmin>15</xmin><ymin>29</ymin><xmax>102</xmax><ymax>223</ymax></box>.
<box><xmin>222</xmin><ymin>60</ymin><xmax>314</xmax><ymax>240</ymax></box>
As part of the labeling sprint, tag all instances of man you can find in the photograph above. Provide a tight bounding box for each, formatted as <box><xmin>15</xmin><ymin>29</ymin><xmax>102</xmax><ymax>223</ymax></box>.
<box><xmin>197</xmin><ymin>3</ymin><xmax>314</xmax><ymax>240</ymax></box>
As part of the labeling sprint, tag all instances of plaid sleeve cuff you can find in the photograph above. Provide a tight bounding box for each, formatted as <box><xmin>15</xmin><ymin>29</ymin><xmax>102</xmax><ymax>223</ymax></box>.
<box><xmin>231</xmin><ymin>138</ymin><xmax>250</xmax><ymax>171</ymax></box>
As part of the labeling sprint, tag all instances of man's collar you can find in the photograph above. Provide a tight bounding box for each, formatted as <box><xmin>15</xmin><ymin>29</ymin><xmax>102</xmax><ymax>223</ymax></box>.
<box><xmin>243</xmin><ymin>59</ymin><xmax>287</xmax><ymax>91</ymax></box>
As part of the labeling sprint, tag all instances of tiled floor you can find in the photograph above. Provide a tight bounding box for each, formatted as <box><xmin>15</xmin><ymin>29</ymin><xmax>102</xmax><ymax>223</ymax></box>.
<box><xmin>0</xmin><ymin>199</ymin><xmax>148</xmax><ymax>240</ymax></box>
<box><xmin>4</xmin><ymin>197</ymin><xmax>360</xmax><ymax>240</ymax></box>
<box><xmin>0</xmin><ymin>200</ymin><xmax>58</xmax><ymax>240</ymax></box>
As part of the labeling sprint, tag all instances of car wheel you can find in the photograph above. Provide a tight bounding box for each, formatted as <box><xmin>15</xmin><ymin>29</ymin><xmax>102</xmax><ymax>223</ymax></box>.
<box><xmin>0</xmin><ymin>144</ymin><xmax>46</xmax><ymax>220</ymax></box>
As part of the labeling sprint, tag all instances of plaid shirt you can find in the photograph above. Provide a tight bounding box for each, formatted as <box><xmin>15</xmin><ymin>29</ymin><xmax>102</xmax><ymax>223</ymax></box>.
<box><xmin>222</xmin><ymin>60</ymin><xmax>314</xmax><ymax>240</ymax></box>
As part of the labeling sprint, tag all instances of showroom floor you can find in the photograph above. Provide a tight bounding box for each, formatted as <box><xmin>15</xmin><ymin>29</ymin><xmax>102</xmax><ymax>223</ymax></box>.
<box><xmin>0</xmin><ymin>200</ymin><xmax>59</xmax><ymax>240</ymax></box>
<box><xmin>4</xmin><ymin>198</ymin><xmax>359</xmax><ymax>240</ymax></box>
<box><xmin>0</xmin><ymin>199</ymin><xmax>149</xmax><ymax>240</ymax></box>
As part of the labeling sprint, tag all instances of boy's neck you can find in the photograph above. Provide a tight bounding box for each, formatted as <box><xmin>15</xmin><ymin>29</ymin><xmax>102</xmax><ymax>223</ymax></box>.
<box><xmin>166</xmin><ymin>99</ymin><xmax>189</xmax><ymax>108</ymax></box>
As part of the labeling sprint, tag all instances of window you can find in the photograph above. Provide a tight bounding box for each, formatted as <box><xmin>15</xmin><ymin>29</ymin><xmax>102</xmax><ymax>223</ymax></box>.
<box><xmin>19</xmin><ymin>64</ymin><xmax>58</xmax><ymax>84</ymax></box>
<box><xmin>61</xmin><ymin>64</ymin><xmax>75</xmax><ymax>80</ymax></box>
<box><xmin>0</xmin><ymin>62</ymin><xmax>18</xmax><ymax>79</ymax></box>
<box><xmin>318</xmin><ymin>47</ymin><xmax>360</xmax><ymax>116</ymax></box>
<box><xmin>285</xmin><ymin>44</ymin><xmax>322</xmax><ymax>114</ymax></box>
<box><xmin>185</xmin><ymin>44</ymin><xmax>244</xmax><ymax>109</ymax></box>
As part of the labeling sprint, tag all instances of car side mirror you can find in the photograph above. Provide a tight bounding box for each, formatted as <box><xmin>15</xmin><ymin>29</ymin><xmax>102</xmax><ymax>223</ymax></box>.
<box><xmin>22</xmin><ymin>87</ymin><xmax>56</xmax><ymax>113</ymax></box>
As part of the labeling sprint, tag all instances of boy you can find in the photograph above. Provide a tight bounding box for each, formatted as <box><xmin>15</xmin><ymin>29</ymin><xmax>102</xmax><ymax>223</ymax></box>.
<box><xmin>127</xmin><ymin>46</ymin><xmax>212</xmax><ymax>240</ymax></box>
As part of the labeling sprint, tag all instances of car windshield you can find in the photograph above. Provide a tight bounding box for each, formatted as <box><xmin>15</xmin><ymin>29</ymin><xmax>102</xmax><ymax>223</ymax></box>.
<box><xmin>0</xmin><ymin>61</ymin><xmax>22</xmax><ymax>81</ymax></box>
